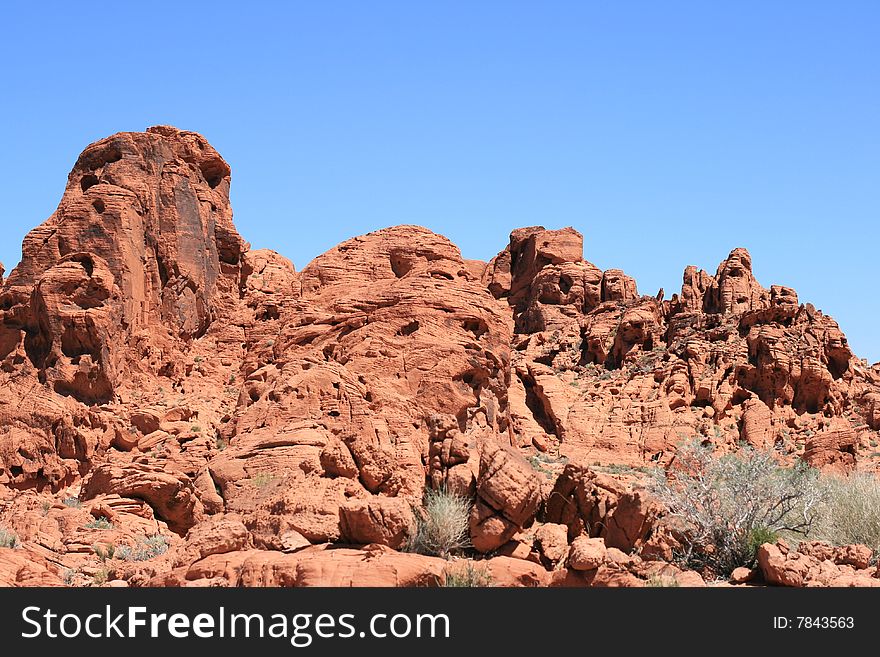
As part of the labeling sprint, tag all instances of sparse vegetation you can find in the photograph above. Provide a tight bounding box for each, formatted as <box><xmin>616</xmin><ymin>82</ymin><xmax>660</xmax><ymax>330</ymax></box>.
<box><xmin>116</xmin><ymin>534</ymin><xmax>169</xmax><ymax>561</ymax></box>
<box><xmin>191</xmin><ymin>424</ymin><xmax>202</xmax><ymax>433</ymax></box>
<box><xmin>249</xmin><ymin>472</ymin><xmax>274</xmax><ymax>488</ymax></box>
<box><xmin>528</xmin><ymin>451</ymin><xmax>568</xmax><ymax>479</ymax></box>
<box><xmin>408</xmin><ymin>486</ymin><xmax>472</xmax><ymax>559</ymax></box>
<box><xmin>443</xmin><ymin>561</ymin><xmax>493</xmax><ymax>587</ymax></box>
<box><xmin>599</xmin><ymin>463</ymin><xmax>635</xmax><ymax>475</ymax></box>
<box><xmin>85</xmin><ymin>517</ymin><xmax>114</xmax><ymax>530</ymax></box>
<box><xmin>94</xmin><ymin>543</ymin><xmax>116</xmax><ymax>561</ymax></box>
<box><xmin>0</xmin><ymin>526</ymin><xmax>20</xmax><ymax>548</ymax></box>
<box><xmin>594</xmin><ymin>462</ymin><xmax>654</xmax><ymax>476</ymax></box>
<box><xmin>811</xmin><ymin>472</ymin><xmax>880</xmax><ymax>554</ymax></box>
<box><xmin>62</xmin><ymin>496</ymin><xmax>82</xmax><ymax>508</ymax></box>
<box><xmin>528</xmin><ymin>455</ymin><xmax>554</xmax><ymax>478</ymax></box>
<box><xmin>651</xmin><ymin>439</ymin><xmax>823</xmax><ymax>576</ymax></box>
<box><xmin>645</xmin><ymin>574</ymin><xmax>680</xmax><ymax>587</ymax></box>
<box><xmin>92</xmin><ymin>567</ymin><xmax>111</xmax><ymax>586</ymax></box>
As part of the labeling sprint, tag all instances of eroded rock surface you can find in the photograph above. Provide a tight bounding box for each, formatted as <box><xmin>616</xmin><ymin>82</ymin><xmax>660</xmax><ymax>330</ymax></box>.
<box><xmin>1</xmin><ymin>127</ymin><xmax>878</xmax><ymax>587</ymax></box>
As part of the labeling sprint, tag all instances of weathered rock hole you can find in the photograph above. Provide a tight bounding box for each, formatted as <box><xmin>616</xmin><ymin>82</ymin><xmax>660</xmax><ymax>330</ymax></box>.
<box><xmin>397</xmin><ymin>321</ymin><xmax>420</xmax><ymax>337</ymax></box>
<box><xmin>259</xmin><ymin>306</ymin><xmax>280</xmax><ymax>321</ymax></box>
<box><xmin>462</xmin><ymin>318</ymin><xmax>488</xmax><ymax>339</ymax></box>
<box><xmin>198</xmin><ymin>158</ymin><xmax>228</xmax><ymax>189</ymax></box>
<box><xmin>559</xmin><ymin>274</ymin><xmax>573</xmax><ymax>294</ymax></box>
<box><xmin>80</xmin><ymin>174</ymin><xmax>99</xmax><ymax>192</ymax></box>
<box><xmin>92</xmin><ymin>198</ymin><xmax>105</xmax><ymax>214</ymax></box>
<box><xmin>389</xmin><ymin>253</ymin><xmax>412</xmax><ymax>278</ymax></box>
<box><xmin>828</xmin><ymin>353</ymin><xmax>849</xmax><ymax>380</ymax></box>
<box><xmin>70</xmin><ymin>254</ymin><xmax>94</xmax><ymax>277</ymax></box>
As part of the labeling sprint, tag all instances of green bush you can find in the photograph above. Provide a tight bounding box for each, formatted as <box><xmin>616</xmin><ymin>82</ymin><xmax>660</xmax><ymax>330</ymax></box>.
<box><xmin>746</xmin><ymin>526</ymin><xmax>779</xmax><ymax>561</ymax></box>
<box><xmin>443</xmin><ymin>561</ymin><xmax>493</xmax><ymax>587</ymax></box>
<box><xmin>651</xmin><ymin>440</ymin><xmax>823</xmax><ymax>576</ymax></box>
<box><xmin>409</xmin><ymin>486</ymin><xmax>472</xmax><ymax>559</ymax></box>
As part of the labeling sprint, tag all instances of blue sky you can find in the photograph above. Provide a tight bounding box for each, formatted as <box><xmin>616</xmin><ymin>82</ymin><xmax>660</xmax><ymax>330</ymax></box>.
<box><xmin>1</xmin><ymin>2</ymin><xmax>877</xmax><ymax>361</ymax></box>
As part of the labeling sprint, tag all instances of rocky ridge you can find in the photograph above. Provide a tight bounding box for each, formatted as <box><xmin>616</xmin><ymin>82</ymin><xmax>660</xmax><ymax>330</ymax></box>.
<box><xmin>1</xmin><ymin>127</ymin><xmax>879</xmax><ymax>587</ymax></box>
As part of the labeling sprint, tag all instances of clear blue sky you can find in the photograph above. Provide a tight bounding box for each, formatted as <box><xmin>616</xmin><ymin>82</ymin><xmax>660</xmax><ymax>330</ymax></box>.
<box><xmin>1</xmin><ymin>2</ymin><xmax>877</xmax><ymax>361</ymax></box>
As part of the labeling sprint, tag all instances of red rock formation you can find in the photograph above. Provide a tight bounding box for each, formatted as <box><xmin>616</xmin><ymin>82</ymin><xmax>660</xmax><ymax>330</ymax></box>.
<box><xmin>757</xmin><ymin>540</ymin><xmax>879</xmax><ymax>587</ymax></box>
<box><xmin>1</xmin><ymin>126</ymin><xmax>878</xmax><ymax>588</ymax></box>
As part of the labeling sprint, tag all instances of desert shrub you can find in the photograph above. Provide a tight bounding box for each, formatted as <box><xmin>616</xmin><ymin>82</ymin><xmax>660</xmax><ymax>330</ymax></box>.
<box><xmin>0</xmin><ymin>526</ymin><xmax>19</xmax><ymax>548</ymax></box>
<box><xmin>92</xmin><ymin>567</ymin><xmax>111</xmax><ymax>586</ymax></box>
<box><xmin>645</xmin><ymin>575</ymin><xmax>680</xmax><ymax>587</ymax></box>
<box><xmin>62</xmin><ymin>496</ymin><xmax>82</xmax><ymax>508</ymax></box>
<box><xmin>249</xmin><ymin>472</ymin><xmax>274</xmax><ymax>488</ymax></box>
<box><xmin>528</xmin><ymin>455</ymin><xmax>554</xmax><ymax>479</ymax></box>
<box><xmin>116</xmin><ymin>534</ymin><xmax>169</xmax><ymax>561</ymax></box>
<box><xmin>651</xmin><ymin>440</ymin><xmax>823</xmax><ymax>576</ymax></box>
<box><xmin>85</xmin><ymin>517</ymin><xmax>114</xmax><ymax>530</ymax></box>
<box><xmin>409</xmin><ymin>486</ymin><xmax>472</xmax><ymax>559</ymax></box>
<box><xmin>443</xmin><ymin>561</ymin><xmax>493</xmax><ymax>587</ymax></box>
<box><xmin>812</xmin><ymin>472</ymin><xmax>880</xmax><ymax>553</ymax></box>
<box><xmin>746</xmin><ymin>526</ymin><xmax>779</xmax><ymax>558</ymax></box>
<box><xmin>93</xmin><ymin>543</ymin><xmax>116</xmax><ymax>561</ymax></box>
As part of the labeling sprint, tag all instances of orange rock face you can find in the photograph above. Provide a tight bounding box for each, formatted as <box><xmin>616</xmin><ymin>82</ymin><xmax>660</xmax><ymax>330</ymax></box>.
<box><xmin>1</xmin><ymin>127</ymin><xmax>878</xmax><ymax>587</ymax></box>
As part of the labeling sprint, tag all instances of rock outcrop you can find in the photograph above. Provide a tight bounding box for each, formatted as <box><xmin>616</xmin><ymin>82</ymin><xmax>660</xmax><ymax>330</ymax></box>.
<box><xmin>1</xmin><ymin>126</ymin><xmax>878</xmax><ymax>587</ymax></box>
<box><xmin>756</xmin><ymin>540</ymin><xmax>880</xmax><ymax>587</ymax></box>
